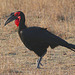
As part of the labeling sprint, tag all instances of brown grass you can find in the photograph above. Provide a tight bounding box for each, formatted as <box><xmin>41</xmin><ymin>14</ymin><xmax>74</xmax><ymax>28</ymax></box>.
<box><xmin>0</xmin><ymin>0</ymin><xmax>75</xmax><ymax>38</ymax></box>
<box><xmin>0</xmin><ymin>0</ymin><xmax>75</xmax><ymax>75</ymax></box>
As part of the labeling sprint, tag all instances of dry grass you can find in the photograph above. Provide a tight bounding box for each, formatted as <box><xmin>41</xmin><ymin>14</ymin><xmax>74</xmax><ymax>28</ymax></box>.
<box><xmin>0</xmin><ymin>0</ymin><xmax>75</xmax><ymax>38</ymax></box>
<box><xmin>0</xmin><ymin>0</ymin><xmax>75</xmax><ymax>75</ymax></box>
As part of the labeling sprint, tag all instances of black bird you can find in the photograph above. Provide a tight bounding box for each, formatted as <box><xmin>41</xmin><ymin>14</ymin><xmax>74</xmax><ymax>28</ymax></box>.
<box><xmin>5</xmin><ymin>11</ymin><xmax>75</xmax><ymax>68</ymax></box>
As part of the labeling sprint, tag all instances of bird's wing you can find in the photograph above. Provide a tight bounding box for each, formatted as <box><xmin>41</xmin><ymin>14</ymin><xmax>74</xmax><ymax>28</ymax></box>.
<box><xmin>21</xmin><ymin>27</ymin><xmax>67</xmax><ymax>46</ymax></box>
<box><xmin>21</xmin><ymin>27</ymin><xmax>50</xmax><ymax>42</ymax></box>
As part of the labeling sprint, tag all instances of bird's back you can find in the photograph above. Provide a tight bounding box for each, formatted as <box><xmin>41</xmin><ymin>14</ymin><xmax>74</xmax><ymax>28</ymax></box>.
<box><xmin>19</xmin><ymin>27</ymin><xmax>68</xmax><ymax>50</ymax></box>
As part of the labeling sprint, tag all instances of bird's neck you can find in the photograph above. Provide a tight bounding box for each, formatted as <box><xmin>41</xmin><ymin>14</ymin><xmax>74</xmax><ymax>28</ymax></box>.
<box><xmin>18</xmin><ymin>16</ymin><xmax>27</xmax><ymax>31</ymax></box>
<box><xmin>19</xmin><ymin>21</ymin><xmax>27</xmax><ymax>31</ymax></box>
<box><xmin>15</xmin><ymin>14</ymin><xmax>27</xmax><ymax>32</ymax></box>
<box><xmin>18</xmin><ymin>19</ymin><xmax>27</xmax><ymax>40</ymax></box>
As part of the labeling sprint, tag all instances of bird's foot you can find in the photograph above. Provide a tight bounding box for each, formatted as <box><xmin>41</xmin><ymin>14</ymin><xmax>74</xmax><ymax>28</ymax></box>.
<box><xmin>36</xmin><ymin>59</ymin><xmax>43</xmax><ymax>68</ymax></box>
<box><xmin>37</xmin><ymin>66</ymin><xmax>41</xmax><ymax>69</ymax></box>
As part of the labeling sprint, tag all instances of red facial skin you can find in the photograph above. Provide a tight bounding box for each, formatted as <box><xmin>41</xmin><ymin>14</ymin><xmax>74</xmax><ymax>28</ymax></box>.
<box><xmin>14</xmin><ymin>12</ymin><xmax>20</xmax><ymax>16</ymax></box>
<box><xmin>14</xmin><ymin>12</ymin><xmax>21</xmax><ymax>27</ymax></box>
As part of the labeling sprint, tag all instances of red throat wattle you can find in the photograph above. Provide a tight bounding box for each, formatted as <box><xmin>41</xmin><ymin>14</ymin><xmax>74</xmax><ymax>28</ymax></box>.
<box><xmin>15</xmin><ymin>16</ymin><xmax>21</xmax><ymax>27</ymax></box>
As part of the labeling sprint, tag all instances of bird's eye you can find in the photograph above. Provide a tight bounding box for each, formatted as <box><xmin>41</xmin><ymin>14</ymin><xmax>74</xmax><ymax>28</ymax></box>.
<box><xmin>14</xmin><ymin>12</ymin><xmax>20</xmax><ymax>16</ymax></box>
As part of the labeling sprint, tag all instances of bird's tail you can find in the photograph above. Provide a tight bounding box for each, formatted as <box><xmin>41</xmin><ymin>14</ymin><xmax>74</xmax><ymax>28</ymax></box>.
<box><xmin>64</xmin><ymin>43</ymin><xmax>75</xmax><ymax>52</ymax></box>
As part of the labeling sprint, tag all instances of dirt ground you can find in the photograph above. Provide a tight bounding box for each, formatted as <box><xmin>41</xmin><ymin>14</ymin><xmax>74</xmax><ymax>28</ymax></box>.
<box><xmin>0</xmin><ymin>0</ymin><xmax>75</xmax><ymax>75</ymax></box>
<box><xmin>0</xmin><ymin>20</ymin><xmax>75</xmax><ymax>75</ymax></box>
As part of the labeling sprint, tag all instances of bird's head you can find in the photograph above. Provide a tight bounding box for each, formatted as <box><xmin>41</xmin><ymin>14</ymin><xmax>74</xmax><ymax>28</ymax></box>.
<box><xmin>5</xmin><ymin>11</ymin><xmax>25</xmax><ymax>27</ymax></box>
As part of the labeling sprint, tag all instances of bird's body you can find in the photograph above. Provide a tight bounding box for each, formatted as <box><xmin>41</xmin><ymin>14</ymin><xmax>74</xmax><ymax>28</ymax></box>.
<box><xmin>18</xmin><ymin>26</ymin><xmax>67</xmax><ymax>56</ymax></box>
<box><xmin>5</xmin><ymin>11</ymin><xmax>75</xmax><ymax>68</ymax></box>
<box><xmin>19</xmin><ymin>27</ymin><xmax>48</xmax><ymax>56</ymax></box>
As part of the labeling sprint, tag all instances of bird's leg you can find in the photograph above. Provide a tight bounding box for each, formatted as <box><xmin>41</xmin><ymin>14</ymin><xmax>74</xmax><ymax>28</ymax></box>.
<box><xmin>37</xmin><ymin>56</ymin><xmax>43</xmax><ymax>68</ymax></box>
<box><xmin>36</xmin><ymin>51</ymin><xmax>46</xmax><ymax>68</ymax></box>
<box><xmin>37</xmin><ymin>59</ymin><xmax>43</xmax><ymax>66</ymax></box>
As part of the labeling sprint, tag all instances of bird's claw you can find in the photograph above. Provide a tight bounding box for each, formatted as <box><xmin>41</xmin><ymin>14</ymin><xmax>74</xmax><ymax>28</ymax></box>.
<box><xmin>37</xmin><ymin>66</ymin><xmax>41</xmax><ymax>69</ymax></box>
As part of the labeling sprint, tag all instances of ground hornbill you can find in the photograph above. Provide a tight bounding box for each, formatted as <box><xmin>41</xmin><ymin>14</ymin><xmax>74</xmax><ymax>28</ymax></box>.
<box><xmin>5</xmin><ymin>11</ymin><xmax>75</xmax><ymax>68</ymax></box>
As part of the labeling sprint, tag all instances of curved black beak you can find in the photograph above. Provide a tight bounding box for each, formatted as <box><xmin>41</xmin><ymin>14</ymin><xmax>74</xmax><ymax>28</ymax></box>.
<box><xmin>4</xmin><ymin>12</ymin><xmax>18</xmax><ymax>26</ymax></box>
